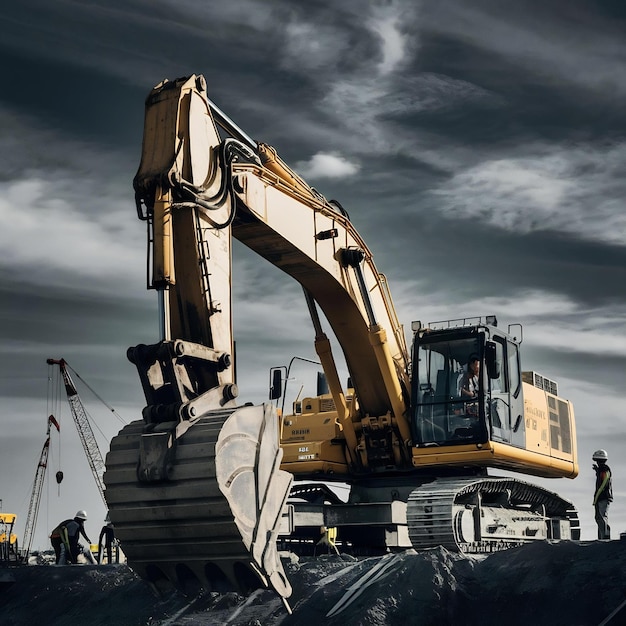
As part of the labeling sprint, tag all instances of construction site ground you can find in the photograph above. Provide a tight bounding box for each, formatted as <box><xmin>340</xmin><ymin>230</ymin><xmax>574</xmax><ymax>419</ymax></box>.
<box><xmin>1</xmin><ymin>539</ymin><xmax>625</xmax><ymax>626</ymax></box>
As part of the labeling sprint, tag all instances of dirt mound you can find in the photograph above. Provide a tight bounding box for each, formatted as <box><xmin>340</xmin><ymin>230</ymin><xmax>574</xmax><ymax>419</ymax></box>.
<box><xmin>0</xmin><ymin>563</ymin><xmax>188</xmax><ymax>626</ymax></box>
<box><xmin>1</xmin><ymin>541</ymin><xmax>625</xmax><ymax>626</ymax></box>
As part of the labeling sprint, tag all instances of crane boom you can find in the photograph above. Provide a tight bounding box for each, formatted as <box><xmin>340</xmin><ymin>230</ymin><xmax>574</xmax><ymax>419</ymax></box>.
<box><xmin>47</xmin><ymin>358</ymin><xmax>107</xmax><ymax>506</ymax></box>
<box><xmin>21</xmin><ymin>414</ymin><xmax>60</xmax><ymax>558</ymax></box>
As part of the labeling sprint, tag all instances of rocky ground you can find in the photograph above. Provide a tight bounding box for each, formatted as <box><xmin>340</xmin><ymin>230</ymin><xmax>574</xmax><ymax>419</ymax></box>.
<box><xmin>1</xmin><ymin>540</ymin><xmax>625</xmax><ymax>626</ymax></box>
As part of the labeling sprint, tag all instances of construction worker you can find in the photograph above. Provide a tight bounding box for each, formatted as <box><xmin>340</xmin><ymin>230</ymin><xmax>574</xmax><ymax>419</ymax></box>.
<box><xmin>50</xmin><ymin>510</ymin><xmax>92</xmax><ymax>564</ymax></box>
<box><xmin>98</xmin><ymin>513</ymin><xmax>115</xmax><ymax>564</ymax></box>
<box><xmin>592</xmin><ymin>450</ymin><xmax>613</xmax><ymax>540</ymax></box>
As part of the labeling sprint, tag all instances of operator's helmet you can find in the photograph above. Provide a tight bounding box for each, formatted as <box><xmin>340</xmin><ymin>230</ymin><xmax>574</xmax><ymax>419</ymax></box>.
<box><xmin>592</xmin><ymin>449</ymin><xmax>608</xmax><ymax>462</ymax></box>
<box><xmin>75</xmin><ymin>510</ymin><xmax>88</xmax><ymax>521</ymax></box>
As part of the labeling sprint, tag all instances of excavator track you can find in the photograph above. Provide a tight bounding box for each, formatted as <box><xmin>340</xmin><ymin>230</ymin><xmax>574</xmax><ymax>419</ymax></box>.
<box><xmin>103</xmin><ymin>404</ymin><xmax>292</xmax><ymax>599</ymax></box>
<box><xmin>407</xmin><ymin>476</ymin><xmax>580</xmax><ymax>553</ymax></box>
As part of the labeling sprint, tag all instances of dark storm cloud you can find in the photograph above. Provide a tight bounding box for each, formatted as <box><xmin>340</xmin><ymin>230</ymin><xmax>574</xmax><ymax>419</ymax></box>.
<box><xmin>419</xmin><ymin>1</ymin><xmax>626</xmax><ymax>98</ymax></box>
<box><xmin>0</xmin><ymin>281</ymin><xmax>154</xmax><ymax>400</ymax></box>
<box><xmin>0</xmin><ymin>46</ymin><xmax>146</xmax><ymax>148</ymax></box>
<box><xmin>525</xmin><ymin>346</ymin><xmax>626</xmax><ymax>408</ymax></box>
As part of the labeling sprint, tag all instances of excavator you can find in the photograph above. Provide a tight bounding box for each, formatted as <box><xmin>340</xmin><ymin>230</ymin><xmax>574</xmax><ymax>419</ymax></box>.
<box><xmin>103</xmin><ymin>75</ymin><xmax>579</xmax><ymax>606</ymax></box>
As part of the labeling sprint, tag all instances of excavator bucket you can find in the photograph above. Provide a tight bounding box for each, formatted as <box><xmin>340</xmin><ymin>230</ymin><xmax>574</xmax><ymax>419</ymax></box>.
<box><xmin>216</xmin><ymin>404</ymin><xmax>293</xmax><ymax>599</ymax></box>
<box><xmin>104</xmin><ymin>403</ymin><xmax>293</xmax><ymax>599</ymax></box>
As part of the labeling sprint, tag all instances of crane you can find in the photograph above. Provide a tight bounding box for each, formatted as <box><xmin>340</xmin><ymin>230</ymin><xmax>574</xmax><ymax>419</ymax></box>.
<box><xmin>47</xmin><ymin>358</ymin><xmax>107</xmax><ymax>506</ymax></box>
<box><xmin>21</xmin><ymin>414</ymin><xmax>60</xmax><ymax>559</ymax></box>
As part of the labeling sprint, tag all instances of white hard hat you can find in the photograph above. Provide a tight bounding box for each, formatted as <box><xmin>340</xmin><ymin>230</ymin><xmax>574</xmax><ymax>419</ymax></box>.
<box><xmin>75</xmin><ymin>510</ymin><xmax>88</xmax><ymax>520</ymax></box>
<box><xmin>592</xmin><ymin>449</ymin><xmax>608</xmax><ymax>461</ymax></box>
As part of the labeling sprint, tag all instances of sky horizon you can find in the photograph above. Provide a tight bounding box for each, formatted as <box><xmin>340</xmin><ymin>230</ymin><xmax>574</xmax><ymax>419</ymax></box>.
<box><xmin>1</xmin><ymin>0</ymin><xmax>625</xmax><ymax>550</ymax></box>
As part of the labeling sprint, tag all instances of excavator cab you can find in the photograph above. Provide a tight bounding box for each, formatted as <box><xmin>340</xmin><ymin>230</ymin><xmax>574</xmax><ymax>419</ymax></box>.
<box><xmin>411</xmin><ymin>317</ymin><xmax>507</xmax><ymax>447</ymax></box>
<box><xmin>410</xmin><ymin>317</ymin><xmax>577</xmax><ymax>480</ymax></box>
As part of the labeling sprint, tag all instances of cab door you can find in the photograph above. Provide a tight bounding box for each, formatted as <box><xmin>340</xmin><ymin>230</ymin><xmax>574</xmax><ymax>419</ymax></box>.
<box><xmin>488</xmin><ymin>336</ymin><xmax>511</xmax><ymax>443</ymax></box>
<box><xmin>488</xmin><ymin>336</ymin><xmax>525</xmax><ymax>447</ymax></box>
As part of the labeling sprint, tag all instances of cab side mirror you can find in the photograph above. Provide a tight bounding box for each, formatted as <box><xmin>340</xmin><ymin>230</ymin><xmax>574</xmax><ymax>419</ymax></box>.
<box><xmin>485</xmin><ymin>341</ymin><xmax>500</xmax><ymax>379</ymax></box>
<box><xmin>269</xmin><ymin>368</ymin><xmax>283</xmax><ymax>400</ymax></box>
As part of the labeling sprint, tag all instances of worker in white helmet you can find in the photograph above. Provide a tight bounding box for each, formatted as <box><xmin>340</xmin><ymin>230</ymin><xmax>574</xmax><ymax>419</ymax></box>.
<box><xmin>50</xmin><ymin>510</ymin><xmax>92</xmax><ymax>564</ymax></box>
<box><xmin>592</xmin><ymin>450</ymin><xmax>613</xmax><ymax>540</ymax></box>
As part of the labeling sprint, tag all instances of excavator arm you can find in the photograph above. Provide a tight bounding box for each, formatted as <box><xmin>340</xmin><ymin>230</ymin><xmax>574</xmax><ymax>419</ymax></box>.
<box><xmin>132</xmin><ymin>74</ymin><xmax>412</xmax><ymax>469</ymax></box>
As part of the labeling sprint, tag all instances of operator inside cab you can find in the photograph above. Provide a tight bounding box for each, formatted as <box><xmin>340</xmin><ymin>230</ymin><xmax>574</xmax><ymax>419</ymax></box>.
<box><xmin>413</xmin><ymin>337</ymin><xmax>488</xmax><ymax>446</ymax></box>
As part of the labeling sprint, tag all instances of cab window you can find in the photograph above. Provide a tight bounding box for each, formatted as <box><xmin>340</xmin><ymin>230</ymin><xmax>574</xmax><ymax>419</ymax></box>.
<box><xmin>507</xmin><ymin>340</ymin><xmax>521</xmax><ymax>398</ymax></box>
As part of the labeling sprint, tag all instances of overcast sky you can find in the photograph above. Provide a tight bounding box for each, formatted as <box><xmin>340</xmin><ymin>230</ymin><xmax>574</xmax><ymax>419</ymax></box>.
<box><xmin>1</xmin><ymin>0</ymin><xmax>625</xmax><ymax>549</ymax></box>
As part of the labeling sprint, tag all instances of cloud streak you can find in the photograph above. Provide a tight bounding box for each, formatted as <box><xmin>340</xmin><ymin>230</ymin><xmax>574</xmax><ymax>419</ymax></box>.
<box><xmin>432</xmin><ymin>143</ymin><xmax>626</xmax><ymax>246</ymax></box>
<box><xmin>423</xmin><ymin>2</ymin><xmax>626</xmax><ymax>98</ymax></box>
<box><xmin>0</xmin><ymin>107</ymin><xmax>145</xmax><ymax>297</ymax></box>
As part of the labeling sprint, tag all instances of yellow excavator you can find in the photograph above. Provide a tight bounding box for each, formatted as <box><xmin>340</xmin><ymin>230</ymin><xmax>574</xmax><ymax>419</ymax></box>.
<box><xmin>104</xmin><ymin>75</ymin><xmax>579</xmax><ymax>606</ymax></box>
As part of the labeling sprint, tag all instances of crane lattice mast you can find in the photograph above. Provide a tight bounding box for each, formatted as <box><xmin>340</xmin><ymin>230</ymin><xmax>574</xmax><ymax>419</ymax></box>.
<box><xmin>22</xmin><ymin>414</ymin><xmax>60</xmax><ymax>558</ymax></box>
<box><xmin>47</xmin><ymin>358</ymin><xmax>107</xmax><ymax>506</ymax></box>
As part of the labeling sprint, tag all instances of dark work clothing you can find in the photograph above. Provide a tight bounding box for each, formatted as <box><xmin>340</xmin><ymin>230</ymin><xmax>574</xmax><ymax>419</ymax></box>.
<box><xmin>50</xmin><ymin>518</ymin><xmax>91</xmax><ymax>564</ymax></box>
<box><xmin>594</xmin><ymin>463</ymin><xmax>613</xmax><ymax>502</ymax></box>
<box><xmin>98</xmin><ymin>524</ymin><xmax>115</xmax><ymax>564</ymax></box>
<box><xmin>50</xmin><ymin>518</ymin><xmax>74</xmax><ymax>564</ymax></box>
<box><xmin>51</xmin><ymin>535</ymin><xmax>65</xmax><ymax>565</ymax></box>
<box><xmin>595</xmin><ymin>500</ymin><xmax>611</xmax><ymax>540</ymax></box>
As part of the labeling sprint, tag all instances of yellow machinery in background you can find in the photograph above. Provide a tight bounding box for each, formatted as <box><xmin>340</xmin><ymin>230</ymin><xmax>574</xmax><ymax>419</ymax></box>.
<box><xmin>0</xmin><ymin>513</ymin><xmax>19</xmax><ymax>563</ymax></box>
